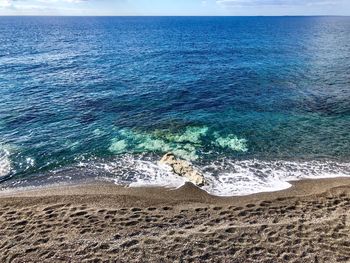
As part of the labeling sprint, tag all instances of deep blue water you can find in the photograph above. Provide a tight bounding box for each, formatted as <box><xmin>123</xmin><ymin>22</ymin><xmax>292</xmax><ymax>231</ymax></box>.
<box><xmin>0</xmin><ymin>17</ymin><xmax>349</xmax><ymax>195</ymax></box>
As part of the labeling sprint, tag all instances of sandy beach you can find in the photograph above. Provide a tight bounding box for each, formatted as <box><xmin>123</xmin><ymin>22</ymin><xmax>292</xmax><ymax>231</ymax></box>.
<box><xmin>0</xmin><ymin>178</ymin><xmax>349</xmax><ymax>262</ymax></box>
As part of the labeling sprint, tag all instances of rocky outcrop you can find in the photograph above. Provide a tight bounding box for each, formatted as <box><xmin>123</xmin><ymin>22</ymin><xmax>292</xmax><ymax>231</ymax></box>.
<box><xmin>159</xmin><ymin>153</ymin><xmax>207</xmax><ymax>187</ymax></box>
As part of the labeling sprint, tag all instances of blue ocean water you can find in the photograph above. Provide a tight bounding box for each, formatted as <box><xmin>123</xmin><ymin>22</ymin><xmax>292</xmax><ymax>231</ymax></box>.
<box><xmin>0</xmin><ymin>17</ymin><xmax>349</xmax><ymax>195</ymax></box>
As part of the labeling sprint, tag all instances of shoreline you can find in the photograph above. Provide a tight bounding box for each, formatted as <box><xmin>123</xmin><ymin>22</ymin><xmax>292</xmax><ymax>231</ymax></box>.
<box><xmin>1</xmin><ymin>177</ymin><xmax>350</xmax><ymax>262</ymax></box>
<box><xmin>1</xmin><ymin>176</ymin><xmax>350</xmax><ymax>200</ymax></box>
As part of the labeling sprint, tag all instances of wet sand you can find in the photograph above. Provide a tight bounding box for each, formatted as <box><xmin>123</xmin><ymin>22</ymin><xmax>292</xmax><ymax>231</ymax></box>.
<box><xmin>1</xmin><ymin>177</ymin><xmax>350</xmax><ymax>262</ymax></box>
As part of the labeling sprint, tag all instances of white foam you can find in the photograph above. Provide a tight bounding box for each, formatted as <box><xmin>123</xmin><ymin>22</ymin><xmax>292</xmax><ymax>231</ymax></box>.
<box><xmin>0</xmin><ymin>146</ymin><xmax>12</xmax><ymax>178</ymax></box>
<box><xmin>80</xmin><ymin>154</ymin><xmax>187</xmax><ymax>188</ymax></box>
<box><xmin>108</xmin><ymin>156</ymin><xmax>186</xmax><ymax>188</ymax></box>
<box><xmin>127</xmin><ymin>162</ymin><xmax>187</xmax><ymax>188</ymax></box>
<box><xmin>201</xmin><ymin>159</ymin><xmax>350</xmax><ymax>196</ymax></box>
<box><xmin>24</xmin><ymin>157</ymin><xmax>35</xmax><ymax>170</ymax></box>
<box><xmin>202</xmin><ymin>172</ymin><xmax>292</xmax><ymax>196</ymax></box>
<box><xmin>77</xmin><ymin>156</ymin><xmax>350</xmax><ymax>197</ymax></box>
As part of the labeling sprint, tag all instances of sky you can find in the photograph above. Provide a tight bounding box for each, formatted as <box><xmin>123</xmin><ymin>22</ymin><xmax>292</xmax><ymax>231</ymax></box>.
<box><xmin>0</xmin><ymin>0</ymin><xmax>350</xmax><ymax>16</ymax></box>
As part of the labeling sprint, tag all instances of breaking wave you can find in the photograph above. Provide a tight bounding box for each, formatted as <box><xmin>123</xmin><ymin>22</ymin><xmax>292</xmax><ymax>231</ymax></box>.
<box><xmin>201</xmin><ymin>159</ymin><xmax>350</xmax><ymax>196</ymax></box>
<box><xmin>0</xmin><ymin>145</ymin><xmax>12</xmax><ymax>178</ymax></box>
<box><xmin>73</xmin><ymin>155</ymin><xmax>350</xmax><ymax>196</ymax></box>
<box><xmin>2</xmin><ymin>153</ymin><xmax>349</xmax><ymax>196</ymax></box>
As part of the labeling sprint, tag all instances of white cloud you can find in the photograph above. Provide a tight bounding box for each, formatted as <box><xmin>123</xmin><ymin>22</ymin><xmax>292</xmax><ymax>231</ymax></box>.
<box><xmin>0</xmin><ymin>0</ymin><xmax>90</xmax><ymax>12</ymax></box>
<box><xmin>0</xmin><ymin>0</ymin><xmax>13</xmax><ymax>8</ymax></box>
<box><xmin>63</xmin><ymin>0</ymin><xmax>87</xmax><ymax>3</ymax></box>
<box><xmin>0</xmin><ymin>0</ymin><xmax>87</xmax><ymax>9</ymax></box>
<box><xmin>216</xmin><ymin>0</ymin><xmax>344</xmax><ymax>6</ymax></box>
<box><xmin>37</xmin><ymin>0</ymin><xmax>88</xmax><ymax>3</ymax></box>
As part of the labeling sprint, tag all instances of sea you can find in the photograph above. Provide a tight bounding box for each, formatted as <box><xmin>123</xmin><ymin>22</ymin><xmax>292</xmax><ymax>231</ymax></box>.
<box><xmin>0</xmin><ymin>16</ymin><xmax>349</xmax><ymax>196</ymax></box>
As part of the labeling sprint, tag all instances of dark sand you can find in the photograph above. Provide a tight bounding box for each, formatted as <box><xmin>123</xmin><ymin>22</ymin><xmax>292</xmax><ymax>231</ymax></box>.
<box><xmin>1</xmin><ymin>178</ymin><xmax>350</xmax><ymax>262</ymax></box>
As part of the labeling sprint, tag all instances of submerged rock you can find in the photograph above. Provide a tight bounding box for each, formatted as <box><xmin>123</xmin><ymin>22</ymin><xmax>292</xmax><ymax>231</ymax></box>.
<box><xmin>159</xmin><ymin>153</ymin><xmax>207</xmax><ymax>187</ymax></box>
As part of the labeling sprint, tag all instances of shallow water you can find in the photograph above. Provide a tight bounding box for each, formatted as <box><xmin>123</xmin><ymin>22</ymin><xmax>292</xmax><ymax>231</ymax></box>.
<box><xmin>0</xmin><ymin>17</ymin><xmax>349</xmax><ymax>195</ymax></box>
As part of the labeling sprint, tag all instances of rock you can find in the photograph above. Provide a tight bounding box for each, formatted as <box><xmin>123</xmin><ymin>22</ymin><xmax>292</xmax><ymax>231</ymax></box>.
<box><xmin>159</xmin><ymin>153</ymin><xmax>207</xmax><ymax>187</ymax></box>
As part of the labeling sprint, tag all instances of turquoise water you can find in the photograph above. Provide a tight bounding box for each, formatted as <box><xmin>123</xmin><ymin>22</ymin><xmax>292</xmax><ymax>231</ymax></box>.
<box><xmin>0</xmin><ymin>17</ymin><xmax>349</xmax><ymax>195</ymax></box>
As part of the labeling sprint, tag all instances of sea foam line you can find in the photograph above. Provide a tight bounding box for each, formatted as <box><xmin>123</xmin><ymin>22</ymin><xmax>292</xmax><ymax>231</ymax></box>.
<box><xmin>200</xmin><ymin>159</ymin><xmax>350</xmax><ymax>196</ymax></box>
<box><xmin>77</xmin><ymin>156</ymin><xmax>350</xmax><ymax>196</ymax></box>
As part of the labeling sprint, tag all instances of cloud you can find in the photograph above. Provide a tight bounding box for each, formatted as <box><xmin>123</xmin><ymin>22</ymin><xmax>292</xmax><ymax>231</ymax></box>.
<box><xmin>0</xmin><ymin>0</ymin><xmax>12</xmax><ymax>8</ymax></box>
<box><xmin>63</xmin><ymin>0</ymin><xmax>88</xmax><ymax>3</ymax></box>
<box><xmin>0</xmin><ymin>0</ymin><xmax>88</xmax><ymax>8</ymax></box>
<box><xmin>0</xmin><ymin>0</ymin><xmax>88</xmax><ymax>10</ymax></box>
<box><xmin>37</xmin><ymin>0</ymin><xmax>89</xmax><ymax>3</ymax></box>
<box><xmin>216</xmin><ymin>0</ymin><xmax>342</xmax><ymax>7</ymax></box>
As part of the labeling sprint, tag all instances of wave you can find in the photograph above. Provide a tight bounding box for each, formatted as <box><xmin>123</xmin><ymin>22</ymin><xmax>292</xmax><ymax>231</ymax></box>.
<box><xmin>2</xmin><ymin>150</ymin><xmax>349</xmax><ymax>196</ymax></box>
<box><xmin>77</xmin><ymin>154</ymin><xmax>185</xmax><ymax>188</ymax></box>
<box><xmin>201</xmin><ymin>159</ymin><xmax>350</xmax><ymax>196</ymax></box>
<box><xmin>74</xmin><ymin>155</ymin><xmax>350</xmax><ymax>196</ymax></box>
<box><xmin>0</xmin><ymin>145</ymin><xmax>12</xmax><ymax>178</ymax></box>
<box><xmin>0</xmin><ymin>143</ymin><xmax>36</xmax><ymax>184</ymax></box>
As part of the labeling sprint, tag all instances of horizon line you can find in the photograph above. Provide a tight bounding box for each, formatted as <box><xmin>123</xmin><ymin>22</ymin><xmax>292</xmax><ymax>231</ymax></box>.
<box><xmin>0</xmin><ymin>15</ymin><xmax>349</xmax><ymax>17</ymax></box>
